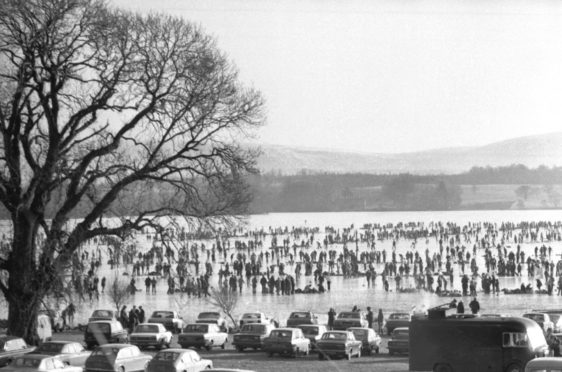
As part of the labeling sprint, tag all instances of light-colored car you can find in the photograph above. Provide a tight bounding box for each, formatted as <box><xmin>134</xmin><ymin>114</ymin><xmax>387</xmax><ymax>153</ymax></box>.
<box><xmin>347</xmin><ymin>327</ymin><xmax>381</xmax><ymax>355</ymax></box>
<box><xmin>0</xmin><ymin>336</ymin><xmax>36</xmax><ymax>368</ymax></box>
<box><xmin>525</xmin><ymin>357</ymin><xmax>562</xmax><ymax>372</ymax></box>
<box><xmin>3</xmin><ymin>354</ymin><xmax>82</xmax><ymax>372</ymax></box>
<box><xmin>84</xmin><ymin>320</ymin><xmax>129</xmax><ymax>349</ymax></box>
<box><xmin>316</xmin><ymin>331</ymin><xmax>362</xmax><ymax>360</ymax></box>
<box><xmin>196</xmin><ymin>312</ymin><xmax>227</xmax><ymax>332</ymax></box>
<box><xmin>333</xmin><ymin>312</ymin><xmax>368</xmax><ymax>330</ymax></box>
<box><xmin>523</xmin><ymin>313</ymin><xmax>555</xmax><ymax>333</ymax></box>
<box><xmin>263</xmin><ymin>328</ymin><xmax>310</xmax><ymax>358</ymax></box>
<box><xmin>388</xmin><ymin>327</ymin><xmax>409</xmax><ymax>355</ymax></box>
<box><xmin>147</xmin><ymin>311</ymin><xmax>184</xmax><ymax>334</ymax></box>
<box><xmin>145</xmin><ymin>349</ymin><xmax>212</xmax><ymax>372</ymax></box>
<box><xmin>31</xmin><ymin>341</ymin><xmax>91</xmax><ymax>366</ymax></box>
<box><xmin>232</xmin><ymin>323</ymin><xmax>276</xmax><ymax>351</ymax></box>
<box><xmin>130</xmin><ymin>323</ymin><xmax>173</xmax><ymax>350</ymax></box>
<box><xmin>297</xmin><ymin>325</ymin><xmax>328</xmax><ymax>351</ymax></box>
<box><xmin>239</xmin><ymin>312</ymin><xmax>276</xmax><ymax>328</ymax></box>
<box><xmin>385</xmin><ymin>313</ymin><xmax>411</xmax><ymax>335</ymax></box>
<box><xmin>178</xmin><ymin>323</ymin><xmax>228</xmax><ymax>351</ymax></box>
<box><xmin>84</xmin><ymin>344</ymin><xmax>152</xmax><ymax>372</ymax></box>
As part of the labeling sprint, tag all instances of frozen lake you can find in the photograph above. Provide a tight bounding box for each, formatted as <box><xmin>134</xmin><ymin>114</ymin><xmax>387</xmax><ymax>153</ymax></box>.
<box><xmin>2</xmin><ymin>209</ymin><xmax>562</xmax><ymax>326</ymax></box>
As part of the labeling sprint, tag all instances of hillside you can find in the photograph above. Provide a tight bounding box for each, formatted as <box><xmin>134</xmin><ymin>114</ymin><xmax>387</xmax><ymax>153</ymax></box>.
<box><xmin>257</xmin><ymin>132</ymin><xmax>562</xmax><ymax>175</ymax></box>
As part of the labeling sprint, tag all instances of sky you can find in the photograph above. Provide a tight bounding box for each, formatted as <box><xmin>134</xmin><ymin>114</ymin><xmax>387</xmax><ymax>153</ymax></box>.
<box><xmin>111</xmin><ymin>0</ymin><xmax>562</xmax><ymax>153</ymax></box>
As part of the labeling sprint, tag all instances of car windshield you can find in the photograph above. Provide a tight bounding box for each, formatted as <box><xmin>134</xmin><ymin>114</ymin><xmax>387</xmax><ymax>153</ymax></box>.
<box><xmin>290</xmin><ymin>312</ymin><xmax>310</xmax><ymax>319</ymax></box>
<box><xmin>301</xmin><ymin>327</ymin><xmax>319</xmax><ymax>336</ymax></box>
<box><xmin>525</xmin><ymin>314</ymin><xmax>545</xmax><ymax>322</ymax></box>
<box><xmin>92</xmin><ymin>310</ymin><xmax>113</xmax><ymax>318</ymax></box>
<box><xmin>270</xmin><ymin>330</ymin><xmax>292</xmax><ymax>339</ymax></box>
<box><xmin>152</xmin><ymin>311</ymin><xmax>174</xmax><ymax>318</ymax></box>
<box><xmin>88</xmin><ymin>323</ymin><xmax>110</xmax><ymax>333</ymax></box>
<box><xmin>198</xmin><ymin>312</ymin><xmax>219</xmax><ymax>319</ymax></box>
<box><xmin>135</xmin><ymin>325</ymin><xmax>159</xmax><ymax>333</ymax></box>
<box><xmin>241</xmin><ymin>324</ymin><xmax>266</xmax><ymax>333</ymax></box>
<box><xmin>153</xmin><ymin>351</ymin><xmax>180</xmax><ymax>361</ymax></box>
<box><xmin>390</xmin><ymin>313</ymin><xmax>410</xmax><ymax>320</ymax></box>
<box><xmin>185</xmin><ymin>324</ymin><xmax>208</xmax><ymax>333</ymax></box>
<box><xmin>351</xmin><ymin>329</ymin><xmax>368</xmax><ymax>338</ymax></box>
<box><xmin>338</xmin><ymin>312</ymin><xmax>359</xmax><ymax>319</ymax></box>
<box><xmin>12</xmin><ymin>358</ymin><xmax>42</xmax><ymax>368</ymax></box>
<box><xmin>35</xmin><ymin>343</ymin><xmax>64</xmax><ymax>353</ymax></box>
<box><xmin>322</xmin><ymin>332</ymin><xmax>347</xmax><ymax>341</ymax></box>
<box><xmin>242</xmin><ymin>313</ymin><xmax>261</xmax><ymax>320</ymax></box>
<box><xmin>92</xmin><ymin>347</ymin><xmax>120</xmax><ymax>357</ymax></box>
<box><xmin>394</xmin><ymin>329</ymin><xmax>409</xmax><ymax>337</ymax></box>
<box><xmin>550</xmin><ymin>314</ymin><xmax>561</xmax><ymax>323</ymax></box>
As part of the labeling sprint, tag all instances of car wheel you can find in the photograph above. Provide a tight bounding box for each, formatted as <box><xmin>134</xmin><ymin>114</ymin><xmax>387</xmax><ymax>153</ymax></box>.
<box><xmin>304</xmin><ymin>347</ymin><xmax>310</xmax><ymax>356</ymax></box>
<box><xmin>236</xmin><ymin>346</ymin><xmax>244</xmax><ymax>352</ymax></box>
<box><xmin>375</xmin><ymin>346</ymin><xmax>380</xmax><ymax>354</ymax></box>
<box><xmin>389</xmin><ymin>350</ymin><xmax>394</xmax><ymax>355</ymax></box>
<box><xmin>221</xmin><ymin>342</ymin><xmax>225</xmax><ymax>350</ymax></box>
<box><xmin>318</xmin><ymin>353</ymin><xmax>324</xmax><ymax>360</ymax></box>
<box><xmin>347</xmin><ymin>350</ymin><xmax>352</xmax><ymax>360</ymax></box>
<box><xmin>505</xmin><ymin>363</ymin><xmax>523</xmax><ymax>372</ymax></box>
<box><xmin>205</xmin><ymin>345</ymin><xmax>212</xmax><ymax>351</ymax></box>
<box><xmin>119</xmin><ymin>366</ymin><xmax>125</xmax><ymax>372</ymax></box>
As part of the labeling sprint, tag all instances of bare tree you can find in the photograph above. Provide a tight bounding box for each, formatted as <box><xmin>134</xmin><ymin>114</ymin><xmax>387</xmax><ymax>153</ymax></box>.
<box><xmin>0</xmin><ymin>0</ymin><xmax>263</xmax><ymax>342</ymax></box>
<box><xmin>106</xmin><ymin>275</ymin><xmax>131</xmax><ymax>317</ymax></box>
<box><xmin>206</xmin><ymin>286</ymin><xmax>239</xmax><ymax>331</ymax></box>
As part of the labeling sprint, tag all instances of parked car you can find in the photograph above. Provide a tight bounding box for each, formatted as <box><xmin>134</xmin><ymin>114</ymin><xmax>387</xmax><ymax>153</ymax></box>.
<box><xmin>232</xmin><ymin>323</ymin><xmax>276</xmax><ymax>351</ymax></box>
<box><xmin>388</xmin><ymin>327</ymin><xmax>409</xmax><ymax>355</ymax></box>
<box><xmin>3</xmin><ymin>354</ymin><xmax>82</xmax><ymax>372</ymax></box>
<box><xmin>31</xmin><ymin>341</ymin><xmax>91</xmax><ymax>366</ymax></box>
<box><xmin>84</xmin><ymin>344</ymin><xmax>152</xmax><ymax>372</ymax></box>
<box><xmin>347</xmin><ymin>327</ymin><xmax>381</xmax><ymax>355</ymax></box>
<box><xmin>88</xmin><ymin>309</ymin><xmax>119</xmax><ymax>322</ymax></box>
<box><xmin>385</xmin><ymin>313</ymin><xmax>411</xmax><ymax>335</ymax></box>
<box><xmin>145</xmin><ymin>349</ymin><xmax>212</xmax><ymax>372</ymax></box>
<box><xmin>523</xmin><ymin>313</ymin><xmax>555</xmax><ymax>332</ymax></box>
<box><xmin>0</xmin><ymin>336</ymin><xmax>36</xmax><ymax>368</ymax></box>
<box><xmin>333</xmin><ymin>312</ymin><xmax>367</xmax><ymax>330</ymax></box>
<box><xmin>195</xmin><ymin>312</ymin><xmax>227</xmax><ymax>332</ymax></box>
<box><xmin>285</xmin><ymin>312</ymin><xmax>318</xmax><ymax>327</ymax></box>
<box><xmin>315</xmin><ymin>331</ymin><xmax>362</xmax><ymax>360</ymax></box>
<box><xmin>84</xmin><ymin>320</ymin><xmax>129</xmax><ymax>349</ymax></box>
<box><xmin>147</xmin><ymin>311</ymin><xmax>184</xmax><ymax>334</ymax></box>
<box><xmin>263</xmin><ymin>328</ymin><xmax>310</xmax><ymax>358</ymax></box>
<box><xmin>178</xmin><ymin>323</ymin><xmax>228</xmax><ymax>351</ymax></box>
<box><xmin>130</xmin><ymin>323</ymin><xmax>173</xmax><ymax>350</ymax></box>
<box><xmin>297</xmin><ymin>324</ymin><xmax>328</xmax><ymax>351</ymax></box>
<box><xmin>207</xmin><ymin>370</ymin><xmax>256</xmax><ymax>372</ymax></box>
<box><xmin>239</xmin><ymin>312</ymin><xmax>277</xmax><ymax>328</ymax></box>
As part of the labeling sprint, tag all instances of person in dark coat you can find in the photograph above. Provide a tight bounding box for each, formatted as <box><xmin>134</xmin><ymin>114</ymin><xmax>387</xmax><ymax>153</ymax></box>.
<box><xmin>457</xmin><ymin>300</ymin><xmax>465</xmax><ymax>314</ymax></box>
<box><xmin>328</xmin><ymin>308</ymin><xmax>336</xmax><ymax>330</ymax></box>
<box><xmin>469</xmin><ymin>297</ymin><xmax>480</xmax><ymax>314</ymax></box>
<box><xmin>366</xmin><ymin>307</ymin><xmax>374</xmax><ymax>329</ymax></box>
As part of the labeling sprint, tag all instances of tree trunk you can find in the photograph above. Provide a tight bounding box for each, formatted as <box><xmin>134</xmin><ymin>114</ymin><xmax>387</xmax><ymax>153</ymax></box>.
<box><xmin>6</xmin><ymin>213</ymin><xmax>43</xmax><ymax>345</ymax></box>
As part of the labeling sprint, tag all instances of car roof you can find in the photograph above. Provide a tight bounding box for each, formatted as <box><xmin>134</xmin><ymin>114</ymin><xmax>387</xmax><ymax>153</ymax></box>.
<box><xmin>525</xmin><ymin>357</ymin><xmax>562</xmax><ymax>367</ymax></box>
<box><xmin>136</xmin><ymin>323</ymin><xmax>163</xmax><ymax>327</ymax></box>
<box><xmin>0</xmin><ymin>335</ymin><xmax>23</xmax><ymax>341</ymax></box>
<box><xmin>97</xmin><ymin>344</ymin><xmax>131</xmax><ymax>349</ymax></box>
<box><xmin>40</xmin><ymin>340</ymin><xmax>77</xmax><ymax>345</ymax></box>
<box><xmin>158</xmin><ymin>348</ymin><xmax>193</xmax><ymax>354</ymax></box>
<box><xmin>14</xmin><ymin>354</ymin><xmax>53</xmax><ymax>360</ymax></box>
<box><xmin>271</xmin><ymin>328</ymin><xmax>299</xmax><ymax>331</ymax></box>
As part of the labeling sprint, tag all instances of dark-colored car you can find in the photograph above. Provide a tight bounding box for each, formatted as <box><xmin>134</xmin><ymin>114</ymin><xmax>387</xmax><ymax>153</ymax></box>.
<box><xmin>145</xmin><ymin>349</ymin><xmax>212</xmax><ymax>372</ymax></box>
<box><xmin>316</xmin><ymin>331</ymin><xmax>362</xmax><ymax>360</ymax></box>
<box><xmin>347</xmin><ymin>327</ymin><xmax>381</xmax><ymax>355</ymax></box>
<box><xmin>385</xmin><ymin>313</ymin><xmax>411</xmax><ymax>335</ymax></box>
<box><xmin>0</xmin><ymin>336</ymin><xmax>35</xmax><ymax>368</ymax></box>
<box><xmin>178</xmin><ymin>324</ymin><xmax>228</xmax><ymax>351</ymax></box>
<box><xmin>84</xmin><ymin>344</ymin><xmax>152</xmax><ymax>372</ymax></box>
<box><xmin>31</xmin><ymin>341</ymin><xmax>91</xmax><ymax>366</ymax></box>
<box><xmin>84</xmin><ymin>320</ymin><xmax>129</xmax><ymax>349</ymax></box>
<box><xmin>286</xmin><ymin>312</ymin><xmax>318</xmax><ymax>327</ymax></box>
<box><xmin>263</xmin><ymin>328</ymin><xmax>310</xmax><ymax>358</ymax></box>
<box><xmin>232</xmin><ymin>323</ymin><xmax>276</xmax><ymax>352</ymax></box>
<box><xmin>388</xmin><ymin>327</ymin><xmax>409</xmax><ymax>355</ymax></box>
<box><xmin>333</xmin><ymin>312</ymin><xmax>367</xmax><ymax>330</ymax></box>
<box><xmin>297</xmin><ymin>325</ymin><xmax>328</xmax><ymax>351</ymax></box>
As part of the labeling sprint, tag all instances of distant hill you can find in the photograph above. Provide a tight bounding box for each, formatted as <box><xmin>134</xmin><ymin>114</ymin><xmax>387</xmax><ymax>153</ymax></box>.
<box><xmin>257</xmin><ymin>132</ymin><xmax>562</xmax><ymax>175</ymax></box>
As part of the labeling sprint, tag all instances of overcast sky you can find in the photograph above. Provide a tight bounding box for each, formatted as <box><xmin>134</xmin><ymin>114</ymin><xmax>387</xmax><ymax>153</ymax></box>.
<box><xmin>111</xmin><ymin>0</ymin><xmax>562</xmax><ymax>153</ymax></box>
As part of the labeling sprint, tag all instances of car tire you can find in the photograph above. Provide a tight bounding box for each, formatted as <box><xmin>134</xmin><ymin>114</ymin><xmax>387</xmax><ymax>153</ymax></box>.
<box><xmin>236</xmin><ymin>346</ymin><xmax>244</xmax><ymax>352</ymax></box>
<box><xmin>205</xmin><ymin>345</ymin><xmax>212</xmax><ymax>351</ymax></box>
<box><xmin>375</xmin><ymin>346</ymin><xmax>380</xmax><ymax>354</ymax></box>
<box><xmin>221</xmin><ymin>342</ymin><xmax>226</xmax><ymax>350</ymax></box>
<box><xmin>119</xmin><ymin>366</ymin><xmax>125</xmax><ymax>372</ymax></box>
<box><xmin>304</xmin><ymin>347</ymin><xmax>309</xmax><ymax>356</ymax></box>
<box><xmin>389</xmin><ymin>350</ymin><xmax>394</xmax><ymax>355</ymax></box>
<box><xmin>505</xmin><ymin>363</ymin><xmax>523</xmax><ymax>372</ymax></box>
<box><xmin>318</xmin><ymin>353</ymin><xmax>324</xmax><ymax>360</ymax></box>
<box><xmin>347</xmin><ymin>350</ymin><xmax>352</xmax><ymax>360</ymax></box>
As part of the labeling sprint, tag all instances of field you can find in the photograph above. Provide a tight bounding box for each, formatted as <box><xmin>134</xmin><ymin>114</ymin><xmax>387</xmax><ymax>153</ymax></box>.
<box><xmin>53</xmin><ymin>330</ymin><xmax>410</xmax><ymax>372</ymax></box>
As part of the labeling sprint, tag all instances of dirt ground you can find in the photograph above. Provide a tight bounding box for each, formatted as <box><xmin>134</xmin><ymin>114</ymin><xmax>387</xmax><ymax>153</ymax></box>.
<box><xmin>53</xmin><ymin>330</ymin><xmax>411</xmax><ymax>372</ymax></box>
